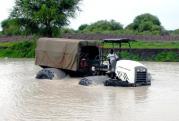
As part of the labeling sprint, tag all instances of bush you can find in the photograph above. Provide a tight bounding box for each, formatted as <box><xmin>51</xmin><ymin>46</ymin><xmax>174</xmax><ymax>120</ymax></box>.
<box><xmin>116</xmin><ymin>51</ymin><xmax>179</xmax><ymax>62</ymax></box>
<box><xmin>0</xmin><ymin>40</ymin><xmax>36</xmax><ymax>58</ymax></box>
<box><xmin>119</xmin><ymin>51</ymin><xmax>141</xmax><ymax>61</ymax></box>
<box><xmin>78</xmin><ymin>20</ymin><xmax>123</xmax><ymax>33</ymax></box>
<box><xmin>155</xmin><ymin>51</ymin><xmax>178</xmax><ymax>62</ymax></box>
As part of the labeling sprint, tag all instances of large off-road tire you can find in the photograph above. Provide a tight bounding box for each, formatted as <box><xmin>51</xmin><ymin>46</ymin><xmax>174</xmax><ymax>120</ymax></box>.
<box><xmin>36</xmin><ymin>69</ymin><xmax>54</xmax><ymax>80</ymax></box>
<box><xmin>79</xmin><ymin>76</ymin><xmax>109</xmax><ymax>86</ymax></box>
<box><xmin>79</xmin><ymin>78</ymin><xmax>92</xmax><ymax>86</ymax></box>
<box><xmin>104</xmin><ymin>79</ymin><xmax>129</xmax><ymax>87</ymax></box>
<box><xmin>36</xmin><ymin>68</ymin><xmax>66</xmax><ymax>80</ymax></box>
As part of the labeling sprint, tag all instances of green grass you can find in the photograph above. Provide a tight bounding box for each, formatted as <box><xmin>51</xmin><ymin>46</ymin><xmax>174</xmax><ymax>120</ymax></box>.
<box><xmin>104</xmin><ymin>40</ymin><xmax>179</xmax><ymax>49</ymax></box>
<box><xmin>119</xmin><ymin>51</ymin><xmax>178</xmax><ymax>62</ymax></box>
<box><xmin>0</xmin><ymin>39</ymin><xmax>178</xmax><ymax>61</ymax></box>
<box><xmin>0</xmin><ymin>42</ymin><xmax>17</xmax><ymax>48</ymax></box>
<box><xmin>0</xmin><ymin>40</ymin><xmax>36</xmax><ymax>58</ymax></box>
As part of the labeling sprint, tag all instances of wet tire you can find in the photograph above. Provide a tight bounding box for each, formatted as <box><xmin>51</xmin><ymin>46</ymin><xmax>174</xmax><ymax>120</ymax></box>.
<box><xmin>79</xmin><ymin>78</ymin><xmax>92</xmax><ymax>86</ymax></box>
<box><xmin>79</xmin><ymin>76</ymin><xmax>109</xmax><ymax>86</ymax></box>
<box><xmin>36</xmin><ymin>69</ymin><xmax>54</xmax><ymax>80</ymax></box>
<box><xmin>104</xmin><ymin>79</ymin><xmax>130</xmax><ymax>87</ymax></box>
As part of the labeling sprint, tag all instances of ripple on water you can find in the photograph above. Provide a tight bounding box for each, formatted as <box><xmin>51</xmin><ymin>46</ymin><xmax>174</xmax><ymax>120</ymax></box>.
<box><xmin>0</xmin><ymin>59</ymin><xmax>179</xmax><ymax>121</ymax></box>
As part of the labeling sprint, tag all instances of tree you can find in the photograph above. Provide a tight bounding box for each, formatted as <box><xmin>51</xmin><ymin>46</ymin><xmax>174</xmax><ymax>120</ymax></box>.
<box><xmin>10</xmin><ymin>0</ymin><xmax>81</xmax><ymax>37</ymax></box>
<box><xmin>173</xmin><ymin>29</ymin><xmax>179</xmax><ymax>35</ymax></box>
<box><xmin>1</xmin><ymin>18</ymin><xmax>39</xmax><ymax>35</ymax></box>
<box><xmin>78</xmin><ymin>24</ymin><xmax>88</xmax><ymax>31</ymax></box>
<box><xmin>1</xmin><ymin>19</ymin><xmax>21</xmax><ymax>35</ymax></box>
<box><xmin>79</xmin><ymin>20</ymin><xmax>123</xmax><ymax>33</ymax></box>
<box><xmin>126</xmin><ymin>13</ymin><xmax>164</xmax><ymax>35</ymax></box>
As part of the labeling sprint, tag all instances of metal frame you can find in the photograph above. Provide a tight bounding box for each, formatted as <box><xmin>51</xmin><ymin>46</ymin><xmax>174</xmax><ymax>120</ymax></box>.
<box><xmin>95</xmin><ymin>38</ymin><xmax>135</xmax><ymax>73</ymax></box>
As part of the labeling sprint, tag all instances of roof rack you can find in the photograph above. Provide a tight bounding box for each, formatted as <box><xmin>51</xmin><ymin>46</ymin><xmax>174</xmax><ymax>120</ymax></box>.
<box><xmin>102</xmin><ymin>38</ymin><xmax>135</xmax><ymax>48</ymax></box>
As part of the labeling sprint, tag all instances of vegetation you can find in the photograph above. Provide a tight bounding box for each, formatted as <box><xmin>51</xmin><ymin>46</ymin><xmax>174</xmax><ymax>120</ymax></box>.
<box><xmin>78</xmin><ymin>20</ymin><xmax>123</xmax><ymax>33</ymax></box>
<box><xmin>104</xmin><ymin>41</ymin><xmax>179</xmax><ymax>49</ymax></box>
<box><xmin>1</xmin><ymin>18</ymin><xmax>38</xmax><ymax>36</ymax></box>
<box><xmin>0</xmin><ymin>1</ymin><xmax>178</xmax><ymax>61</ymax></box>
<box><xmin>0</xmin><ymin>40</ymin><xmax>36</xmax><ymax>58</ymax></box>
<box><xmin>0</xmin><ymin>40</ymin><xmax>178</xmax><ymax>61</ymax></box>
<box><xmin>76</xmin><ymin>13</ymin><xmax>170</xmax><ymax>35</ymax></box>
<box><xmin>172</xmin><ymin>29</ymin><xmax>179</xmax><ymax>35</ymax></box>
<box><xmin>119</xmin><ymin>51</ymin><xmax>178</xmax><ymax>62</ymax></box>
<box><xmin>125</xmin><ymin>13</ymin><xmax>164</xmax><ymax>35</ymax></box>
<box><xmin>7</xmin><ymin>0</ymin><xmax>81</xmax><ymax>37</ymax></box>
<box><xmin>2</xmin><ymin>11</ymin><xmax>179</xmax><ymax>36</ymax></box>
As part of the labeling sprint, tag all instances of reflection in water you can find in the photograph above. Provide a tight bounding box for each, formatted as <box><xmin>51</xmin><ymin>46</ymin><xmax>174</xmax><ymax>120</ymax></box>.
<box><xmin>0</xmin><ymin>59</ymin><xmax>179</xmax><ymax>121</ymax></box>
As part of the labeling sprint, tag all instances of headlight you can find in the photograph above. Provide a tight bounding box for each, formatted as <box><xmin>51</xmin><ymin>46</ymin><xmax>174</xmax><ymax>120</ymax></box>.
<box><xmin>142</xmin><ymin>69</ymin><xmax>146</xmax><ymax>72</ymax></box>
<box><xmin>136</xmin><ymin>68</ymin><xmax>146</xmax><ymax>72</ymax></box>
<box><xmin>137</xmin><ymin>69</ymin><xmax>140</xmax><ymax>72</ymax></box>
<box><xmin>91</xmin><ymin>66</ymin><xmax>95</xmax><ymax>71</ymax></box>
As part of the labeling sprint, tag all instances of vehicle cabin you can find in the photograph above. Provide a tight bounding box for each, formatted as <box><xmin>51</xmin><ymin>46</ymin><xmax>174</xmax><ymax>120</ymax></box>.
<box><xmin>93</xmin><ymin>38</ymin><xmax>136</xmax><ymax>73</ymax></box>
<box><xmin>100</xmin><ymin>38</ymin><xmax>135</xmax><ymax>61</ymax></box>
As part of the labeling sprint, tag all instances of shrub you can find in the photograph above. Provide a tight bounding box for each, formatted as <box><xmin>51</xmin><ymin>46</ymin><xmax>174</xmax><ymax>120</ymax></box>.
<box><xmin>119</xmin><ymin>51</ymin><xmax>140</xmax><ymax>61</ymax></box>
<box><xmin>155</xmin><ymin>51</ymin><xmax>178</xmax><ymax>62</ymax></box>
<box><xmin>0</xmin><ymin>40</ymin><xmax>36</xmax><ymax>58</ymax></box>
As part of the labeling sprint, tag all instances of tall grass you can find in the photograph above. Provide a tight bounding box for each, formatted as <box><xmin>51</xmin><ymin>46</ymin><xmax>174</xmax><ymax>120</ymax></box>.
<box><xmin>0</xmin><ymin>39</ymin><xmax>178</xmax><ymax>61</ymax></box>
<box><xmin>104</xmin><ymin>41</ymin><xmax>179</xmax><ymax>49</ymax></box>
<box><xmin>0</xmin><ymin>40</ymin><xmax>36</xmax><ymax>58</ymax></box>
<box><xmin>119</xmin><ymin>51</ymin><xmax>178</xmax><ymax>62</ymax></box>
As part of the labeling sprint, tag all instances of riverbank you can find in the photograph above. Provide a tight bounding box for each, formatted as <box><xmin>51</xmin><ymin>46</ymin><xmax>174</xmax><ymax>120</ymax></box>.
<box><xmin>0</xmin><ymin>38</ymin><xmax>178</xmax><ymax>61</ymax></box>
<box><xmin>0</xmin><ymin>39</ymin><xmax>36</xmax><ymax>58</ymax></box>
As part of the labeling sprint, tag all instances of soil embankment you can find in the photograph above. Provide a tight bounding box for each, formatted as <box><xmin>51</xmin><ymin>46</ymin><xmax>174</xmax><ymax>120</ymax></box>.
<box><xmin>0</xmin><ymin>36</ymin><xmax>33</xmax><ymax>42</ymax></box>
<box><xmin>0</xmin><ymin>35</ymin><xmax>178</xmax><ymax>61</ymax></box>
<box><xmin>62</xmin><ymin>33</ymin><xmax>179</xmax><ymax>41</ymax></box>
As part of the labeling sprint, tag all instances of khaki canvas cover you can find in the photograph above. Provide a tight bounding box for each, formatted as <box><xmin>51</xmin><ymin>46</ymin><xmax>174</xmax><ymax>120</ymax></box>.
<box><xmin>35</xmin><ymin>38</ymin><xmax>98</xmax><ymax>71</ymax></box>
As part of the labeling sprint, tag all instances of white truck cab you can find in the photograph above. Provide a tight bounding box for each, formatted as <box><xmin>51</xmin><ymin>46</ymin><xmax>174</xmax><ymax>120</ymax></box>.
<box><xmin>93</xmin><ymin>38</ymin><xmax>151</xmax><ymax>86</ymax></box>
<box><xmin>115</xmin><ymin>60</ymin><xmax>151</xmax><ymax>86</ymax></box>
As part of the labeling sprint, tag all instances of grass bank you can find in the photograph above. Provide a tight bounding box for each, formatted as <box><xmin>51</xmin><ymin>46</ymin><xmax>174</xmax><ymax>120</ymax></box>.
<box><xmin>0</xmin><ymin>39</ymin><xmax>178</xmax><ymax>61</ymax></box>
<box><xmin>119</xmin><ymin>51</ymin><xmax>178</xmax><ymax>62</ymax></box>
<box><xmin>104</xmin><ymin>41</ymin><xmax>179</xmax><ymax>49</ymax></box>
<box><xmin>0</xmin><ymin>40</ymin><xmax>36</xmax><ymax>58</ymax></box>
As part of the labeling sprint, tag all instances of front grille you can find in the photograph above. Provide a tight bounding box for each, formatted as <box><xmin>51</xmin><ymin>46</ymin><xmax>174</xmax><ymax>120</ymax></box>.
<box><xmin>136</xmin><ymin>72</ymin><xmax>147</xmax><ymax>82</ymax></box>
<box><xmin>135</xmin><ymin>67</ymin><xmax>147</xmax><ymax>83</ymax></box>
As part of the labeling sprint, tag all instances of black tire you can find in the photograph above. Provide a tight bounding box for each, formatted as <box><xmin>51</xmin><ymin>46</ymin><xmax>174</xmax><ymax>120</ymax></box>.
<box><xmin>36</xmin><ymin>69</ymin><xmax>54</xmax><ymax>80</ymax></box>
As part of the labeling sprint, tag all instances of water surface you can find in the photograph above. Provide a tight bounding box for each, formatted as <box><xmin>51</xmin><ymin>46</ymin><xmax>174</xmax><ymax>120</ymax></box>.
<box><xmin>0</xmin><ymin>59</ymin><xmax>179</xmax><ymax>121</ymax></box>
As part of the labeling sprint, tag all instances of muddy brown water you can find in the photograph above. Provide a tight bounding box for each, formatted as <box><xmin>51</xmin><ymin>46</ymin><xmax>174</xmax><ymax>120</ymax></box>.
<box><xmin>0</xmin><ymin>59</ymin><xmax>179</xmax><ymax>121</ymax></box>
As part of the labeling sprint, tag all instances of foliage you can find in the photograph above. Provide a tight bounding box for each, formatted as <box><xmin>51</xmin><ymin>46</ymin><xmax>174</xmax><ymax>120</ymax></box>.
<box><xmin>0</xmin><ymin>31</ymin><xmax>3</xmax><ymax>35</ymax></box>
<box><xmin>119</xmin><ymin>51</ymin><xmax>141</xmax><ymax>61</ymax></box>
<box><xmin>104</xmin><ymin>41</ymin><xmax>179</xmax><ymax>49</ymax></box>
<box><xmin>10</xmin><ymin>0</ymin><xmax>81</xmax><ymax>37</ymax></box>
<box><xmin>61</xmin><ymin>27</ymin><xmax>76</xmax><ymax>35</ymax></box>
<box><xmin>1</xmin><ymin>19</ymin><xmax>21</xmax><ymax>35</ymax></box>
<box><xmin>172</xmin><ymin>29</ymin><xmax>179</xmax><ymax>35</ymax></box>
<box><xmin>78</xmin><ymin>24</ymin><xmax>88</xmax><ymax>31</ymax></box>
<box><xmin>154</xmin><ymin>51</ymin><xmax>178</xmax><ymax>62</ymax></box>
<box><xmin>117</xmin><ymin>51</ymin><xmax>178</xmax><ymax>62</ymax></box>
<box><xmin>0</xmin><ymin>40</ymin><xmax>36</xmax><ymax>58</ymax></box>
<box><xmin>1</xmin><ymin>18</ymin><xmax>38</xmax><ymax>36</ymax></box>
<box><xmin>78</xmin><ymin>20</ymin><xmax>123</xmax><ymax>33</ymax></box>
<box><xmin>125</xmin><ymin>13</ymin><xmax>164</xmax><ymax>35</ymax></box>
<box><xmin>0</xmin><ymin>39</ymin><xmax>178</xmax><ymax>61</ymax></box>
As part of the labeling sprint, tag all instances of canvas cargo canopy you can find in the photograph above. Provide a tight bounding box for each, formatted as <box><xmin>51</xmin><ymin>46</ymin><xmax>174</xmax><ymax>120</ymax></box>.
<box><xmin>35</xmin><ymin>38</ymin><xmax>98</xmax><ymax>71</ymax></box>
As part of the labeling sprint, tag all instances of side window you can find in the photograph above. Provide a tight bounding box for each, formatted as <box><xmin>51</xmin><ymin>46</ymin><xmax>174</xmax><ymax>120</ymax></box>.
<box><xmin>81</xmin><ymin>46</ymin><xmax>99</xmax><ymax>60</ymax></box>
